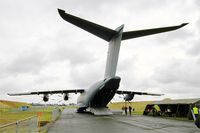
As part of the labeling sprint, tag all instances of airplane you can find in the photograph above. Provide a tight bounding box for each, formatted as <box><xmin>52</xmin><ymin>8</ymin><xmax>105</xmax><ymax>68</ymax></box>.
<box><xmin>8</xmin><ymin>8</ymin><xmax>188</xmax><ymax>115</ymax></box>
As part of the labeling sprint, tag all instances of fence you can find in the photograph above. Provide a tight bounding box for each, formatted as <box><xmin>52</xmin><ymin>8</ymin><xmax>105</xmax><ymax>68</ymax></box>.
<box><xmin>0</xmin><ymin>116</ymin><xmax>38</xmax><ymax>133</ymax></box>
<box><xmin>52</xmin><ymin>108</ymin><xmax>61</xmax><ymax>121</ymax></box>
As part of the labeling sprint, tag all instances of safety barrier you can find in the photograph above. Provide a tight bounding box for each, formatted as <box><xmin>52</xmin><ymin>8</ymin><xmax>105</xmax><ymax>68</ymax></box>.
<box><xmin>0</xmin><ymin>116</ymin><xmax>38</xmax><ymax>133</ymax></box>
<box><xmin>52</xmin><ymin>108</ymin><xmax>62</xmax><ymax>121</ymax></box>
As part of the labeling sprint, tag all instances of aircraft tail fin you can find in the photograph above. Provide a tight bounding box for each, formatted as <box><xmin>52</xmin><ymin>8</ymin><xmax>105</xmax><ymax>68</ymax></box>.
<box><xmin>58</xmin><ymin>9</ymin><xmax>188</xmax><ymax>79</ymax></box>
<box><xmin>122</xmin><ymin>23</ymin><xmax>188</xmax><ymax>40</ymax></box>
<box><xmin>58</xmin><ymin>9</ymin><xmax>116</xmax><ymax>42</ymax></box>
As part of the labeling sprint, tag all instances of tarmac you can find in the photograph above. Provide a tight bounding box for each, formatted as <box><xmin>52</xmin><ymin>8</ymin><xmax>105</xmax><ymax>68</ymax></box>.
<box><xmin>48</xmin><ymin>108</ymin><xmax>200</xmax><ymax>133</ymax></box>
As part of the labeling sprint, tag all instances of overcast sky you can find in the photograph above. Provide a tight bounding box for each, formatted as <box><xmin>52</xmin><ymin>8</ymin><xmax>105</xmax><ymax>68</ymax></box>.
<box><xmin>0</xmin><ymin>0</ymin><xmax>200</xmax><ymax>104</ymax></box>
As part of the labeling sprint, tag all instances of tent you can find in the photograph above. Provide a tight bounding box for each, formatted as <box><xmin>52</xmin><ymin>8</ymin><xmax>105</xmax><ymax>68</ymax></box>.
<box><xmin>144</xmin><ymin>98</ymin><xmax>200</xmax><ymax>119</ymax></box>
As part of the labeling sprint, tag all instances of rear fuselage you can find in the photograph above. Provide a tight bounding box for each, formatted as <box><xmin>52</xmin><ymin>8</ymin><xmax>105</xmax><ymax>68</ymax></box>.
<box><xmin>77</xmin><ymin>25</ymin><xmax>123</xmax><ymax>112</ymax></box>
<box><xmin>77</xmin><ymin>76</ymin><xmax>121</xmax><ymax>111</ymax></box>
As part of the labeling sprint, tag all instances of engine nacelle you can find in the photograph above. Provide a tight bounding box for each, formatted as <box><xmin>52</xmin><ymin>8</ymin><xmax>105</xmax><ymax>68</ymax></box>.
<box><xmin>43</xmin><ymin>94</ymin><xmax>49</xmax><ymax>102</ymax></box>
<box><xmin>64</xmin><ymin>93</ymin><xmax>69</xmax><ymax>101</ymax></box>
<box><xmin>124</xmin><ymin>94</ymin><xmax>134</xmax><ymax>101</ymax></box>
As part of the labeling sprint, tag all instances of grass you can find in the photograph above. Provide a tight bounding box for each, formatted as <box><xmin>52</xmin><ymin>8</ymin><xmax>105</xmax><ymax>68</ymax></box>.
<box><xmin>0</xmin><ymin>107</ymin><xmax>58</xmax><ymax>124</ymax></box>
<box><xmin>0</xmin><ymin>100</ymin><xmax>33</xmax><ymax>125</ymax></box>
<box><xmin>108</xmin><ymin>101</ymin><xmax>154</xmax><ymax>115</ymax></box>
<box><xmin>0</xmin><ymin>100</ymin><xmax>63</xmax><ymax>133</ymax></box>
<box><xmin>0</xmin><ymin>106</ymin><xmax>62</xmax><ymax>123</ymax></box>
<box><xmin>0</xmin><ymin>112</ymin><xmax>35</xmax><ymax>125</ymax></box>
<box><xmin>0</xmin><ymin>100</ymin><xmax>30</xmax><ymax>108</ymax></box>
<box><xmin>63</xmin><ymin>105</ymin><xmax>78</xmax><ymax>109</ymax></box>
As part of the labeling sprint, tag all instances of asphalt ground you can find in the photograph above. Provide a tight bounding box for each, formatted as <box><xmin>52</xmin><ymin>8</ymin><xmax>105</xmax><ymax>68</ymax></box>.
<box><xmin>48</xmin><ymin>108</ymin><xmax>200</xmax><ymax>133</ymax></box>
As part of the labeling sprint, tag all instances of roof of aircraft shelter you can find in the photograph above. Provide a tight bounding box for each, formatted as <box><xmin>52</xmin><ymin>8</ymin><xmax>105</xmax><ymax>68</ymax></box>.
<box><xmin>151</xmin><ymin>98</ymin><xmax>200</xmax><ymax>105</ymax></box>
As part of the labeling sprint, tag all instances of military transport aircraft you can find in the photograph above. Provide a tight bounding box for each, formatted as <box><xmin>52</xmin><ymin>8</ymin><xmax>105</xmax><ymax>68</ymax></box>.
<box><xmin>8</xmin><ymin>9</ymin><xmax>188</xmax><ymax>115</ymax></box>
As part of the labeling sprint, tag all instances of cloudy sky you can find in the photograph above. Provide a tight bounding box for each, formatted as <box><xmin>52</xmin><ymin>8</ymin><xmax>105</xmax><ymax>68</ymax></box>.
<box><xmin>0</xmin><ymin>0</ymin><xmax>200</xmax><ymax>104</ymax></box>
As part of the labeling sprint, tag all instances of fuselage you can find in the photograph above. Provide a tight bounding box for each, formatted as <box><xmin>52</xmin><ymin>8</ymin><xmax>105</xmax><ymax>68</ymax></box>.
<box><xmin>76</xmin><ymin>25</ymin><xmax>124</xmax><ymax>112</ymax></box>
<box><xmin>77</xmin><ymin>76</ymin><xmax>121</xmax><ymax>111</ymax></box>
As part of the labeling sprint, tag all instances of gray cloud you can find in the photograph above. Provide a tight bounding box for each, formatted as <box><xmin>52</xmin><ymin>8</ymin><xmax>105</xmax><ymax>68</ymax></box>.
<box><xmin>150</xmin><ymin>57</ymin><xmax>200</xmax><ymax>99</ymax></box>
<box><xmin>186</xmin><ymin>17</ymin><xmax>200</xmax><ymax>56</ymax></box>
<box><xmin>6</xmin><ymin>51</ymin><xmax>47</xmax><ymax>74</ymax></box>
<box><xmin>187</xmin><ymin>40</ymin><xmax>200</xmax><ymax>56</ymax></box>
<box><xmin>52</xmin><ymin>48</ymin><xmax>95</xmax><ymax>65</ymax></box>
<box><xmin>195</xmin><ymin>0</ymin><xmax>200</xmax><ymax>7</ymax></box>
<box><xmin>156</xmin><ymin>29</ymin><xmax>193</xmax><ymax>44</ymax></box>
<box><xmin>50</xmin><ymin>40</ymin><xmax>97</xmax><ymax>66</ymax></box>
<box><xmin>69</xmin><ymin>60</ymin><xmax>104</xmax><ymax>88</ymax></box>
<box><xmin>0</xmin><ymin>48</ymin><xmax>48</xmax><ymax>79</ymax></box>
<box><xmin>152</xmin><ymin>58</ymin><xmax>200</xmax><ymax>87</ymax></box>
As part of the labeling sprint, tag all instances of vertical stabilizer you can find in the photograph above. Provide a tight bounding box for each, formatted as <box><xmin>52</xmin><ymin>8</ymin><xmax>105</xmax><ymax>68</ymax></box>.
<box><xmin>104</xmin><ymin>25</ymin><xmax>124</xmax><ymax>78</ymax></box>
<box><xmin>57</xmin><ymin>9</ymin><xmax>188</xmax><ymax>79</ymax></box>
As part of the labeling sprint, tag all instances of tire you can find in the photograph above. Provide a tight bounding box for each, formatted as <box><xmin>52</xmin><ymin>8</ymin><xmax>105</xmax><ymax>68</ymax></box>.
<box><xmin>77</xmin><ymin>107</ymin><xmax>86</xmax><ymax>113</ymax></box>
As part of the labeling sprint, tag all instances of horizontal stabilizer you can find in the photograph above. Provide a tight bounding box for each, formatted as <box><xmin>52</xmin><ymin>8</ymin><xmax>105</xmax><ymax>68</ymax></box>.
<box><xmin>58</xmin><ymin>9</ymin><xmax>188</xmax><ymax>42</ymax></box>
<box><xmin>122</xmin><ymin>23</ymin><xmax>188</xmax><ymax>40</ymax></box>
<box><xmin>58</xmin><ymin>9</ymin><xmax>116</xmax><ymax>41</ymax></box>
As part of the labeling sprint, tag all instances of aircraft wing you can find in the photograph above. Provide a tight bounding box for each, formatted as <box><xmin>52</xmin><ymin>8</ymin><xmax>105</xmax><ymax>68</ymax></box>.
<box><xmin>116</xmin><ymin>90</ymin><xmax>163</xmax><ymax>96</ymax></box>
<box><xmin>8</xmin><ymin>89</ymin><xmax>85</xmax><ymax>96</ymax></box>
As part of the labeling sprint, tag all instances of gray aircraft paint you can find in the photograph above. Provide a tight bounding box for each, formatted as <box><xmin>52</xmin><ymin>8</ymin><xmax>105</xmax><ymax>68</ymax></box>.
<box><xmin>104</xmin><ymin>25</ymin><xmax>124</xmax><ymax>78</ymax></box>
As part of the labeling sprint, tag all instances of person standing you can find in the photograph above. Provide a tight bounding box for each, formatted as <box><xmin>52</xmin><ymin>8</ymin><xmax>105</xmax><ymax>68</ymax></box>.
<box><xmin>152</xmin><ymin>107</ymin><xmax>156</xmax><ymax>117</ymax></box>
<box><xmin>129</xmin><ymin>106</ymin><xmax>132</xmax><ymax>116</ymax></box>
<box><xmin>193</xmin><ymin>105</ymin><xmax>199</xmax><ymax>120</ymax></box>
<box><xmin>193</xmin><ymin>105</ymin><xmax>200</xmax><ymax>128</ymax></box>
<box><xmin>124</xmin><ymin>106</ymin><xmax>128</xmax><ymax>116</ymax></box>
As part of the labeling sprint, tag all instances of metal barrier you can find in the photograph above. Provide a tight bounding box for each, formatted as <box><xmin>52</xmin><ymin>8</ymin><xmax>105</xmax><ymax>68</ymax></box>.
<box><xmin>52</xmin><ymin>108</ymin><xmax>62</xmax><ymax>121</ymax></box>
<box><xmin>0</xmin><ymin>116</ymin><xmax>38</xmax><ymax>133</ymax></box>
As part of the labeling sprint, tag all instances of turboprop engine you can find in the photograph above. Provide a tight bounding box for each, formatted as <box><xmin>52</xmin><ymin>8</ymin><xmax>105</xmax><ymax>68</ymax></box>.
<box><xmin>124</xmin><ymin>94</ymin><xmax>134</xmax><ymax>101</ymax></box>
<box><xmin>43</xmin><ymin>94</ymin><xmax>49</xmax><ymax>102</ymax></box>
<box><xmin>64</xmin><ymin>93</ymin><xmax>69</xmax><ymax>101</ymax></box>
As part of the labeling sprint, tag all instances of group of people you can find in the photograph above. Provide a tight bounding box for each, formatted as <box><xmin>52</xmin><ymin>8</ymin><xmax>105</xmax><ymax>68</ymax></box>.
<box><xmin>122</xmin><ymin>105</ymin><xmax>134</xmax><ymax>116</ymax></box>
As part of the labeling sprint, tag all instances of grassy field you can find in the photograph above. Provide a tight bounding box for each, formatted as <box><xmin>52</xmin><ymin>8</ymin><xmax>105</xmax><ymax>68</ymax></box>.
<box><xmin>0</xmin><ymin>100</ymin><xmax>32</xmax><ymax>124</ymax></box>
<box><xmin>0</xmin><ymin>100</ymin><xmax>30</xmax><ymax>108</ymax></box>
<box><xmin>108</xmin><ymin>101</ymin><xmax>154</xmax><ymax>115</ymax></box>
<box><xmin>0</xmin><ymin>100</ymin><xmax>63</xmax><ymax>133</ymax></box>
<box><xmin>1</xmin><ymin>99</ymin><xmax>153</xmax><ymax>124</ymax></box>
<box><xmin>1</xmin><ymin>99</ymin><xmax>154</xmax><ymax>132</ymax></box>
<box><xmin>0</xmin><ymin>100</ymin><xmax>30</xmax><ymax>112</ymax></box>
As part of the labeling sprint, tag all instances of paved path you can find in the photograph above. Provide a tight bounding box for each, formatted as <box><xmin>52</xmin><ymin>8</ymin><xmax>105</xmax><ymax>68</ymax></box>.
<box><xmin>48</xmin><ymin>109</ymin><xmax>199</xmax><ymax>133</ymax></box>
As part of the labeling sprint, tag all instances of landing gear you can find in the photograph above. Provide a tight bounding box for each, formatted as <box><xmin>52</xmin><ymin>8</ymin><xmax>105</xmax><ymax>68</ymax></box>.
<box><xmin>77</xmin><ymin>107</ymin><xmax>86</xmax><ymax>113</ymax></box>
